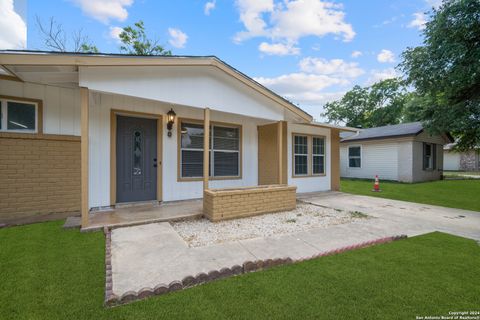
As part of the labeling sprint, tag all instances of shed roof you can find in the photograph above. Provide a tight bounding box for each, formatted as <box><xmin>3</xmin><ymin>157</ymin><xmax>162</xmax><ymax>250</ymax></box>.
<box><xmin>341</xmin><ymin>122</ymin><xmax>424</xmax><ymax>142</ymax></box>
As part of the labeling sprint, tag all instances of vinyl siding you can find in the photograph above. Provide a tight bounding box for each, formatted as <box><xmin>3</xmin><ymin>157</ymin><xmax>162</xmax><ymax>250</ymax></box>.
<box><xmin>340</xmin><ymin>141</ymin><xmax>399</xmax><ymax>181</ymax></box>
<box><xmin>0</xmin><ymin>79</ymin><xmax>80</xmax><ymax>136</ymax></box>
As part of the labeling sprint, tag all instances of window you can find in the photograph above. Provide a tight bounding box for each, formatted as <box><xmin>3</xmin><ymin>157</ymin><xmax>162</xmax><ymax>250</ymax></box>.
<box><xmin>293</xmin><ymin>135</ymin><xmax>308</xmax><ymax>175</ymax></box>
<box><xmin>312</xmin><ymin>137</ymin><xmax>325</xmax><ymax>175</ymax></box>
<box><xmin>0</xmin><ymin>98</ymin><xmax>38</xmax><ymax>133</ymax></box>
<box><xmin>180</xmin><ymin>121</ymin><xmax>240</xmax><ymax>179</ymax></box>
<box><xmin>348</xmin><ymin>146</ymin><xmax>361</xmax><ymax>168</ymax></box>
<box><xmin>423</xmin><ymin>143</ymin><xmax>436</xmax><ymax>170</ymax></box>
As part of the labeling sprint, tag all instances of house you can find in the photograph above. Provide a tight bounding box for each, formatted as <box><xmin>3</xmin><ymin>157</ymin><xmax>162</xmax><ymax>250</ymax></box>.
<box><xmin>443</xmin><ymin>143</ymin><xmax>480</xmax><ymax>171</ymax></box>
<box><xmin>340</xmin><ymin>122</ymin><xmax>454</xmax><ymax>182</ymax></box>
<box><xmin>0</xmin><ymin>50</ymin><xmax>353</xmax><ymax>228</ymax></box>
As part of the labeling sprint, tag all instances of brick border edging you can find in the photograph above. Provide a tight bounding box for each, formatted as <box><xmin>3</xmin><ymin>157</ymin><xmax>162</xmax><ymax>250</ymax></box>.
<box><xmin>104</xmin><ymin>227</ymin><xmax>118</xmax><ymax>305</ymax></box>
<box><xmin>104</xmin><ymin>234</ymin><xmax>408</xmax><ymax>307</ymax></box>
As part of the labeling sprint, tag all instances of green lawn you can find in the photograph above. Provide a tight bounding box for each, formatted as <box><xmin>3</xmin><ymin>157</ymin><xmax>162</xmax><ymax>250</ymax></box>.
<box><xmin>341</xmin><ymin>178</ymin><xmax>480</xmax><ymax>211</ymax></box>
<box><xmin>1</xmin><ymin>221</ymin><xmax>479</xmax><ymax>319</ymax></box>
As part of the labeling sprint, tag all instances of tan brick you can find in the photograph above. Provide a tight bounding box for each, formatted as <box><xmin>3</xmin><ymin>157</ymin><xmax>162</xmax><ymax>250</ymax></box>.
<box><xmin>0</xmin><ymin>135</ymin><xmax>80</xmax><ymax>223</ymax></box>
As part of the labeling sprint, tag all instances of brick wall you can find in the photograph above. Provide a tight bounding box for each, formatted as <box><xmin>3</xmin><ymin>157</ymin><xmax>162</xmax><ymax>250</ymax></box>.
<box><xmin>203</xmin><ymin>185</ymin><xmax>297</xmax><ymax>221</ymax></box>
<box><xmin>0</xmin><ymin>133</ymin><xmax>81</xmax><ymax>224</ymax></box>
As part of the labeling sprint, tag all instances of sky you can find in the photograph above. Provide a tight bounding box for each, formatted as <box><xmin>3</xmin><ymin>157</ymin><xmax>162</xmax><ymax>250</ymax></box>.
<box><xmin>0</xmin><ymin>0</ymin><xmax>441</xmax><ymax>120</ymax></box>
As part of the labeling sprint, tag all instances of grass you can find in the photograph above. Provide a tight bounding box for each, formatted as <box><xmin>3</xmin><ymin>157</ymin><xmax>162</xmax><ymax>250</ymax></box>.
<box><xmin>341</xmin><ymin>178</ymin><xmax>480</xmax><ymax>212</ymax></box>
<box><xmin>1</xmin><ymin>221</ymin><xmax>479</xmax><ymax>319</ymax></box>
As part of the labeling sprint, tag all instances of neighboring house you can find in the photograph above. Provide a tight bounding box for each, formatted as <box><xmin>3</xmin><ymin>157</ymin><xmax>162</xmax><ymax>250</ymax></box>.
<box><xmin>0</xmin><ymin>50</ymin><xmax>352</xmax><ymax>227</ymax></box>
<box><xmin>443</xmin><ymin>143</ymin><xmax>480</xmax><ymax>171</ymax></box>
<box><xmin>340</xmin><ymin>122</ymin><xmax>454</xmax><ymax>182</ymax></box>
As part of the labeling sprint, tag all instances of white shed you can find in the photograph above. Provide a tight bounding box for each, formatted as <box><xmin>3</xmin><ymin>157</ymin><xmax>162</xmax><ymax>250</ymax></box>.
<box><xmin>340</xmin><ymin>122</ymin><xmax>453</xmax><ymax>182</ymax></box>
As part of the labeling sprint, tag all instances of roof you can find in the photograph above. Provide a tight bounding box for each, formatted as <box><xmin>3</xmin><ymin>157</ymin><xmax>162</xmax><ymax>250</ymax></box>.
<box><xmin>341</xmin><ymin>122</ymin><xmax>425</xmax><ymax>142</ymax></box>
<box><xmin>0</xmin><ymin>50</ymin><xmax>312</xmax><ymax>122</ymax></box>
<box><xmin>297</xmin><ymin>122</ymin><xmax>359</xmax><ymax>132</ymax></box>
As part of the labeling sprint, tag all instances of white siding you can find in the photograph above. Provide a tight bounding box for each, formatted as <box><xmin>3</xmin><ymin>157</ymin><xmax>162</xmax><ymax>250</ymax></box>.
<box><xmin>397</xmin><ymin>141</ymin><xmax>414</xmax><ymax>182</ymax></box>
<box><xmin>79</xmin><ymin>66</ymin><xmax>284</xmax><ymax>122</ymax></box>
<box><xmin>340</xmin><ymin>141</ymin><xmax>399</xmax><ymax>181</ymax></box>
<box><xmin>444</xmin><ymin>151</ymin><xmax>461</xmax><ymax>171</ymax></box>
<box><xmin>287</xmin><ymin>124</ymin><xmax>331</xmax><ymax>193</ymax></box>
<box><xmin>0</xmin><ymin>79</ymin><xmax>80</xmax><ymax>136</ymax></box>
<box><xmin>88</xmin><ymin>91</ymin><xmax>263</xmax><ymax>208</ymax></box>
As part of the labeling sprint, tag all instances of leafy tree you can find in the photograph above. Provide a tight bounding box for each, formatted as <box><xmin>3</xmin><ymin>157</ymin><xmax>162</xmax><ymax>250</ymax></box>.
<box><xmin>399</xmin><ymin>0</ymin><xmax>480</xmax><ymax>150</ymax></box>
<box><xmin>36</xmin><ymin>16</ymin><xmax>98</xmax><ymax>53</ymax></box>
<box><xmin>323</xmin><ymin>78</ymin><xmax>410</xmax><ymax>128</ymax></box>
<box><xmin>119</xmin><ymin>21</ymin><xmax>171</xmax><ymax>55</ymax></box>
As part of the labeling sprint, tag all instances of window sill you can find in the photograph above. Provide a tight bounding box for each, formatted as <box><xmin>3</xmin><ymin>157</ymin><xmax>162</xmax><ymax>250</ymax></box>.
<box><xmin>178</xmin><ymin>176</ymin><xmax>242</xmax><ymax>182</ymax></box>
<box><xmin>292</xmin><ymin>174</ymin><xmax>326</xmax><ymax>178</ymax></box>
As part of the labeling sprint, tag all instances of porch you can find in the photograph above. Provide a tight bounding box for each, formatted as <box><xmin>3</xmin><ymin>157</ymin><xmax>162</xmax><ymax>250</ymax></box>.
<box><xmin>80</xmin><ymin>199</ymin><xmax>203</xmax><ymax>232</ymax></box>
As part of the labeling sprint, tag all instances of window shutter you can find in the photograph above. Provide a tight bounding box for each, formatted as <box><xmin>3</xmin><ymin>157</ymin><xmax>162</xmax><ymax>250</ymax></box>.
<box><xmin>432</xmin><ymin>144</ymin><xmax>437</xmax><ymax>170</ymax></box>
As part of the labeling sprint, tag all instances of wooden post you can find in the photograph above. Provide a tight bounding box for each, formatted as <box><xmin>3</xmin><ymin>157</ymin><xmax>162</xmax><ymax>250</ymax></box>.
<box><xmin>80</xmin><ymin>87</ymin><xmax>89</xmax><ymax>228</ymax></box>
<box><xmin>277</xmin><ymin>121</ymin><xmax>283</xmax><ymax>184</ymax></box>
<box><xmin>330</xmin><ymin>128</ymin><xmax>340</xmax><ymax>191</ymax></box>
<box><xmin>203</xmin><ymin>108</ymin><xmax>210</xmax><ymax>190</ymax></box>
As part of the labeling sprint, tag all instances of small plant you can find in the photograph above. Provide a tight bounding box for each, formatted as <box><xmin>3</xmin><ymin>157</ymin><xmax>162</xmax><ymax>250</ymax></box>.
<box><xmin>296</xmin><ymin>213</ymin><xmax>302</xmax><ymax>217</ymax></box>
<box><xmin>285</xmin><ymin>218</ymin><xmax>297</xmax><ymax>223</ymax></box>
<box><xmin>334</xmin><ymin>208</ymin><xmax>343</xmax><ymax>212</ymax></box>
<box><xmin>349</xmin><ymin>211</ymin><xmax>368</xmax><ymax>219</ymax></box>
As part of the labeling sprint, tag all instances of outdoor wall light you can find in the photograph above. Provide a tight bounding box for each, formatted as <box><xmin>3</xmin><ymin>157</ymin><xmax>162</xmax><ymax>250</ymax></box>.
<box><xmin>166</xmin><ymin>108</ymin><xmax>176</xmax><ymax>137</ymax></box>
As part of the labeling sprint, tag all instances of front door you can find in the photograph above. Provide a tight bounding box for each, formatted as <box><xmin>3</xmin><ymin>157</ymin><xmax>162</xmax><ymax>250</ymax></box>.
<box><xmin>116</xmin><ymin>115</ymin><xmax>157</xmax><ymax>203</ymax></box>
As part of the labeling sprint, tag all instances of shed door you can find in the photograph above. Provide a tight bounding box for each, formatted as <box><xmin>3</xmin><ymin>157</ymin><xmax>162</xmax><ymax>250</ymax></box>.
<box><xmin>116</xmin><ymin>115</ymin><xmax>157</xmax><ymax>203</ymax></box>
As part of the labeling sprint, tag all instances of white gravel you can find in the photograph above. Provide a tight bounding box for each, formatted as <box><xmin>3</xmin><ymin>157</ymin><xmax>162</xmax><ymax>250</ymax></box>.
<box><xmin>171</xmin><ymin>203</ymin><xmax>368</xmax><ymax>247</ymax></box>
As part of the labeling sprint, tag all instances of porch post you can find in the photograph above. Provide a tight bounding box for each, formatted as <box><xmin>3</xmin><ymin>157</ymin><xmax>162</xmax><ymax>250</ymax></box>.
<box><xmin>330</xmin><ymin>128</ymin><xmax>340</xmax><ymax>191</ymax></box>
<box><xmin>203</xmin><ymin>108</ymin><xmax>210</xmax><ymax>190</ymax></box>
<box><xmin>80</xmin><ymin>87</ymin><xmax>89</xmax><ymax>227</ymax></box>
<box><xmin>277</xmin><ymin>121</ymin><xmax>283</xmax><ymax>184</ymax></box>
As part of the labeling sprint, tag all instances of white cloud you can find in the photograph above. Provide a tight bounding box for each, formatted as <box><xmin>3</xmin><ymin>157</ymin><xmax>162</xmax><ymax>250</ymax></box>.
<box><xmin>255</xmin><ymin>73</ymin><xmax>348</xmax><ymax>96</ymax></box>
<box><xmin>109</xmin><ymin>26</ymin><xmax>123</xmax><ymax>41</ymax></box>
<box><xmin>408</xmin><ymin>12</ymin><xmax>427</xmax><ymax>30</ymax></box>
<box><xmin>366</xmin><ymin>68</ymin><xmax>398</xmax><ymax>84</ymax></box>
<box><xmin>71</xmin><ymin>0</ymin><xmax>133</xmax><ymax>24</ymax></box>
<box><xmin>234</xmin><ymin>0</ymin><xmax>355</xmax><ymax>54</ymax></box>
<box><xmin>377</xmin><ymin>49</ymin><xmax>395</xmax><ymax>63</ymax></box>
<box><xmin>234</xmin><ymin>0</ymin><xmax>274</xmax><ymax>42</ymax></box>
<box><xmin>299</xmin><ymin>57</ymin><xmax>364</xmax><ymax>78</ymax></box>
<box><xmin>204</xmin><ymin>0</ymin><xmax>216</xmax><ymax>15</ymax></box>
<box><xmin>0</xmin><ymin>0</ymin><xmax>26</xmax><ymax>49</ymax></box>
<box><xmin>254</xmin><ymin>55</ymin><xmax>367</xmax><ymax>117</ymax></box>
<box><xmin>168</xmin><ymin>28</ymin><xmax>188</xmax><ymax>48</ymax></box>
<box><xmin>258</xmin><ymin>42</ymin><xmax>299</xmax><ymax>56</ymax></box>
<box><xmin>351</xmin><ymin>50</ymin><xmax>362</xmax><ymax>58</ymax></box>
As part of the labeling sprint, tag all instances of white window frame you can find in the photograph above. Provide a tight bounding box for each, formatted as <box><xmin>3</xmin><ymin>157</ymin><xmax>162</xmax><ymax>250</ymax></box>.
<box><xmin>293</xmin><ymin>134</ymin><xmax>309</xmax><ymax>176</ymax></box>
<box><xmin>0</xmin><ymin>98</ymin><xmax>38</xmax><ymax>134</ymax></box>
<box><xmin>311</xmin><ymin>136</ymin><xmax>326</xmax><ymax>175</ymax></box>
<box><xmin>423</xmin><ymin>143</ymin><xmax>434</xmax><ymax>170</ymax></box>
<box><xmin>348</xmin><ymin>145</ymin><xmax>362</xmax><ymax>168</ymax></box>
<box><xmin>179</xmin><ymin>121</ymin><xmax>241</xmax><ymax>179</ymax></box>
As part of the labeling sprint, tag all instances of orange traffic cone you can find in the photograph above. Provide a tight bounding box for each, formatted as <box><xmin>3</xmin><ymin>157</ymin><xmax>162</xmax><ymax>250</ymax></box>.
<box><xmin>372</xmin><ymin>175</ymin><xmax>381</xmax><ymax>192</ymax></box>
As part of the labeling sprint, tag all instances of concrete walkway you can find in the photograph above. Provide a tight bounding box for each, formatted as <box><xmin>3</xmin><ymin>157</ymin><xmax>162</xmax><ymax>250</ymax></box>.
<box><xmin>111</xmin><ymin>192</ymin><xmax>480</xmax><ymax>297</ymax></box>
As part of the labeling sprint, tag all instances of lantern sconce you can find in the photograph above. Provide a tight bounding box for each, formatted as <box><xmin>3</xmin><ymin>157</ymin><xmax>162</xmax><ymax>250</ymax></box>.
<box><xmin>166</xmin><ymin>108</ymin><xmax>176</xmax><ymax>137</ymax></box>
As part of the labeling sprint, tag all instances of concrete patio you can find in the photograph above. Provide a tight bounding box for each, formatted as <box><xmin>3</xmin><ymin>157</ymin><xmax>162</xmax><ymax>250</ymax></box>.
<box><xmin>109</xmin><ymin>192</ymin><xmax>480</xmax><ymax>298</ymax></box>
<box><xmin>82</xmin><ymin>199</ymin><xmax>203</xmax><ymax>231</ymax></box>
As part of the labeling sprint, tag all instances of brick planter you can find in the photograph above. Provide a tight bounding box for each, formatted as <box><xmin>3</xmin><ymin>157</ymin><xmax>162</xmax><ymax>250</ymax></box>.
<box><xmin>203</xmin><ymin>185</ymin><xmax>297</xmax><ymax>221</ymax></box>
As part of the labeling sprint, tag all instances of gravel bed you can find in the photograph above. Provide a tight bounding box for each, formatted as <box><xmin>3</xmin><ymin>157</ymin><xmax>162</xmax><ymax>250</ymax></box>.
<box><xmin>171</xmin><ymin>203</ymin><xmax>368</xmax><ymax>247</ymax></box>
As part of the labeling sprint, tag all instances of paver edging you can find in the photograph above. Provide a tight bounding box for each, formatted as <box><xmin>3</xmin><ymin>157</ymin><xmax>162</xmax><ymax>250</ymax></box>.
<box><xmin>104</xmin><ymin>234</ymin><xmax>408</xmax><ymax>307</ymax></box>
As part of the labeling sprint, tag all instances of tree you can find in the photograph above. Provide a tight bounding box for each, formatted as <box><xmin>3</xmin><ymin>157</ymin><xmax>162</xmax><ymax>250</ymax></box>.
<box><xmin>399</xmin><ymin>0</ymin><xmax>480</xmax><ymax>150</ymax></box>
<box><xmin>323</xmin><ymin>78</ymin><xmax>410</xmax><ymax>128</ymax></box>
<box><xmin>119</xmin><ymin>21</ymin><xmax>171</xmax><ymax>55</ymax></box>
<box><xmin>36</xmin><ymin>16</ymin><xmax>98</xmax><ymax>53</ymax></box>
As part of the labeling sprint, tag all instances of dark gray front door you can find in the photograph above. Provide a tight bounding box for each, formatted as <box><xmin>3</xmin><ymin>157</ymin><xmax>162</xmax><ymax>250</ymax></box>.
<box><xmin>116</xmin><ymin>115</ymin><xmax>157</xmax><ymax>203</ymax></box>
